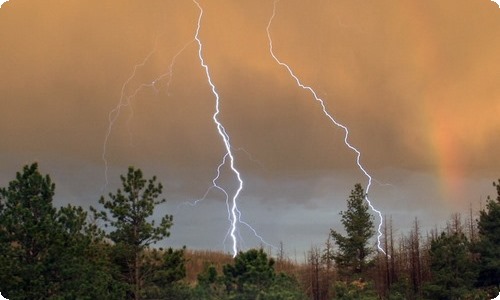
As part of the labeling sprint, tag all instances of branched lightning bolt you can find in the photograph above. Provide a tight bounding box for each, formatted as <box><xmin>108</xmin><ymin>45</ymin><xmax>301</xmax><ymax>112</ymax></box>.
<box><xmin>176</xmin><ymin>147</ymin><xmax>273</xmax><ymax>252</ymax></box>
<box><xmin>102</xmin><ymin>46</ymin><xmax>157</xmax><ymax>188</ymax></box>
<box><xmin>267</xmin><ymin>0</ymin><xmax>386</xmax><ymax>254</ymax></box>
<box><xmin>193</xmin><ymin>0</ymin><xmax>242</xmax><ymax>257</ymax></box>
<box><xmin>125</xmin><ymin>41</ymin><xmax>194</xmax><ymax>142</ymax></box>
<box><xmin>102</xmin><ymin>37</ymin><xmax>193</xmax><ymax>188</ymax></box>
<box><xmin>179</xmin><ymin>154</ymin><xmax>230</xmax><ymax>209</ymax></box>
<box><xmin>176</xmin><ymin>151</ymin><xmax>273</xmax><ymax>253</ymax></box>
<box><xmin>193</xmin><ymin>0</ymin><xmax>274</xmax><ymax>256</ymax></box>
<box><xmin>151</xmin><ymin>40</ymin><xmax>194</xmax><ymax>96</ymax></box>
<box><xmin>101</xmin><ymin>2</ymin><xmax>270</xmax><ymax>256</ymax></box>
<box><xmin>180</xmin><ymin>147</ymin><xmax>266</xmax><ymax>208</ymax></box>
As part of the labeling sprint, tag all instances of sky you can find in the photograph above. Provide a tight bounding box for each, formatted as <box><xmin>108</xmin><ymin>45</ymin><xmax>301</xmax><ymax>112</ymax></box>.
<box><xmin>0</xmin><ymin>0</ymin><xmax>499</xmax><ymax>256</ymax></box>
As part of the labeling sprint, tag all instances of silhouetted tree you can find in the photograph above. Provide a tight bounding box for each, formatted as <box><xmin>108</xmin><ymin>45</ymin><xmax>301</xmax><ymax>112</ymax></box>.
<box><xmin>193</xmin><ymin>264</ymin><xmax>226</xmax><ymax>299</ymax></box>
<box><xmin>91</xmin><ymin>167</ymin><xmax>175</xmax><ymax>300</ymax></box>
<box><xmin>0</xmin><ymin>163</ymin><xmax>59</xmax><ymax>299</ymax></box>
<box><xmin>223</xmin><ymin>248</ymin><xmax>275</xmax><ymax>296</ymax></box>
<box><xmin>330</xmin><ymin>183</ymin><xmax>375</xmax><ymax>279</ymax></box>
<box><xmin>0</xmin><ymin>163</ymin><xmax>125</xmax><ymax>299</ymax></box>
<box><xmin>222</xmin><ymin>248</ymin><xmax>305</xmax><ymax>299</ymax></box>
<box><xmin>423</xmin><ymin>232</ymin><xmax>476</xmax><ymax>299</ymax></box>
<box><xmin>375</xmin><ymin>216</ymin><xmax>396</xmax><ymax>298</ymax></box>
<box><xmin>322</xmin><ymin>236</ymin><xmax>335</xmax><ymax>299</ymax></box>
<box><xmin>141</xmin><ymin>247</ymin><xmax>189</xmax><ymax>299</ymax></box>
<box><xmin>307</xmin><ymin>246</ymin><xmax>322</xmax><ymax>300</ymax></box>
<box><xmin>409</xmin><ymin>217</ymin><xmax>422</xmax><ymax>297</ymax></box>
<box><xmin>475</xmin><ymin>179</ymin><xmax>500</xmax><ymax>294</ymax></box>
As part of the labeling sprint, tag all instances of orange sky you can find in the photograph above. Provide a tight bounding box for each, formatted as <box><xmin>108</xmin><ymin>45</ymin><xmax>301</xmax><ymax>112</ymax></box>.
<box><xmin>0</xmin><ymin>0</ymin><xmax>499</xmax><ymax>252</ymax></box>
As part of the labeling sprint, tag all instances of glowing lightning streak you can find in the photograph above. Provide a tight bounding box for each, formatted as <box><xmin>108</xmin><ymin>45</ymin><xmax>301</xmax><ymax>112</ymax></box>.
<box><xmin>267</xmin><ymin>0</ymin><xmax>386</xmax><ymax>254</ymax></box>
<box><xmin>102</xmin><ymin>47</ymin><xmax>158</xmax><ymax>188</ymax></box>
<box><xmin>176</xmin><ymin>148</ymin><xmax>275</xmax><ymax>252</ymax></box>
<box><xmin>193</xmin><ymin>0</ymin><xmax>275</xmax><ymax>256</ymax></box>
<box><xmin>126</xmin><ymin>41</ymin><xmax>194</xmax><ymax>139</ymax></box>
<box><xmin>151</xmin><ymin>40</ymin><xmax>194</xmax><ymax>96</ymax></box>
<box><xmin>193</xmin><ymin>0</ymin><xmax>242</xmax><ymax>257</ymax></box>
<box><xmin>102</xmin><ymin>38</ymin><xmax>193</xmax><ymax>188</ymax></box>
<box><xmin>104</xmin><ymin>1</ymin><xmax>272</xmax><ymax>256</ymax></box>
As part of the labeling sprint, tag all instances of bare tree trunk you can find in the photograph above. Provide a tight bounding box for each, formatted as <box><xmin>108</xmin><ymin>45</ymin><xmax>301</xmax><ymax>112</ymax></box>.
<box><xmin>322</xmin><ymin>237</ymin><xmax>334</xmax><ymax>300</ymax></box>
<box><xmin>384</xmin><ymin>216</ymin><xmax>390</xmax><ymax>296</ymax></box>
<box><xmin>135</xmin><ymin>250</ymin><xmax>140</xmax><ymax>300</ymax></box>
<box><xmin>447</xmin><ymin>213</ymin><xmax>463</xmax><ymax>234</ymax></box>
<box><xmin>276</xmin><ymin>241</ymin><xmax>285</xmax><ymax>273</ymax></box>
<box><xmin>409</xmin><ymin>217</ymin><xmax>422</xmax><ymax>298</ymax></box>
<box><xmin>397</xmin><ymin>234</ymin><xmax>409</xmax><ymax>297</ymax></box>
<box><xmin>389</xmin><ymin>216</ymin><xmax>396</xmax><ymax>285</ymax></box>
<box><xmin>308</xmin><ymin>247</ymin><xmax>321</xmax><ymax>300</ymax></box>
<box><xmin>132</xmin><ymin>213</ymin><xmax>142</xmax><ymax>300</ymax></box>
<box><xmin>467</xmin><ymin>203</ymin><xmax>477</xmax><ymax>242</ymax></box>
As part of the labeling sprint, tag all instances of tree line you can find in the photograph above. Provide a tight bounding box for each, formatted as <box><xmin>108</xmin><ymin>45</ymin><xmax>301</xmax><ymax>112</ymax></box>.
<box><xmin>0</xmin><ymin>163</ymin><xmax>498</xmax><ymax>299</ymax></box>
<box><xmin>0</xmin><ymin>164</ymin><xmax>305</xmax><ymax>299</ymax></box>
<box><xmin>302</xmin><ymin>183</ymin><xmax>499</xmax><ymax>300</ymax></box>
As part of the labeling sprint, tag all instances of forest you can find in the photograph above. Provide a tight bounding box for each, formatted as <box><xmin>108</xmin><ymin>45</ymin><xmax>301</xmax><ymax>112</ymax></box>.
<box><xmin>0</xmin><ymin>163</ymin><xmax>498</xmax><ymax>299</ymax></box>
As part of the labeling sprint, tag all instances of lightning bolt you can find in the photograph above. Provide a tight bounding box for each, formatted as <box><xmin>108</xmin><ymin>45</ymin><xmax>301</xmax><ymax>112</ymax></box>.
<box><xmin>102</xmin><ymin>45</ymin><xmax>157</xmax><ymax>188</ymax></box>
<box><xmin>193</xmin><ymin>0</ymin><xmax>274</xmax><ymax>256</ymax></box>
<box><xmin>101</xmin><ymin>1</ymin><xmax>270</xmax><ymax>256</ymax></box>
<box><xmin>192</xmin><ymin>0</ymin><xmax>241</xmax><ymax>257</ymax></box>
<box><xmin>175</xmin><ymin>147</ymin><xmax>273</xmax><ymax>253</ymax></box>
<box><xmin>102</xmin><ymin>37</ymin><xmax>193</xmax><ymax>188</ymax></box>
<box><xmin>267</xmin><ymin>0</ymin><xmax>386</xmax><ymax>254</ymax></box>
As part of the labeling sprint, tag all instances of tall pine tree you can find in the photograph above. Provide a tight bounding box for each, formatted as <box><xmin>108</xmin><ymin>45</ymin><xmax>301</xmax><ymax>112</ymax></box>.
<box><xmin>330</xmin><ymin>183</ymin><xmax>375</xmax><ymax>278</ymax></box>
<box><xmin>91</xmin><ymin>166</ymin><xmax>176</xmax><ymax>300</ymax></box>
<box><xmin>0</xmin><ymin>163</ymin><xmax>59</xmax><ymax>299</ymax></box>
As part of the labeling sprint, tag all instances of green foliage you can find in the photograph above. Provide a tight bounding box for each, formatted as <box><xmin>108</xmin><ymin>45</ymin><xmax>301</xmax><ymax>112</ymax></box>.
<box><xmin>91</xmin><ymin>166</ymin><xmax>181</xmax><ymax>299</ymax></box>
<box><xmin>475</xmin><ymin>179</ymin><xmax>500</xmax><ymax>290</ymax></box>
<box><xmin>334</xmin><ymin>280</ymin><xmax>379</xmax><ymax>300</ymax></box>
<box><xmin>92</xmin><ymin>167</ymin><xmax>172</xmax><ymax>247</ymax></box>
<box><xmin>192</xmin><ymin>264</ymin><xmax>226</xmax><ymax>299</ymax></box>
<box><xmin>0</xmin><ymin>163</ymin><xmax>125</xmax><ymax>299</ymax></box>
<box><xmin>155</xmin><ymin>247</ymin><xmax>187</xmax><ymax>284</ymax></box>
<box><xmin>142</xmin><ymin>247</ymin><xmax>188</xmax><ymax>299</ymax></box>
<box><xmin>192</xmin><ymin>249</ymin><xmax>306</xmax><ymax>300</ymax></box>
<box><xmin>387</xmin><ymin>280</ymin><xmax>410</xmax><ymax>300</ymax></box>
<box><xmin>261</xmin><ymin>273</ymin><xmax>306</xmax><ymax>300</ymax></box>
<box><xmin>0</xmin><ymin>163</ymin><xmax>57</xmax><ymax>299</ymax></box>
<box><xmin>423</xmin><ymin>232</ymin><xmax>476</xmax><ymax>300</ymax></box>
<box><xmin>198</xmin><ymin>264</ymin><xmax>219</xmax><ymax>286</ymax></box>
<box><xmin>223</xmin><ymin>248</ymin><xmax>276</xmax><ymax>295</ymax></box>
<box><xmin>330</xmin><ymin>183</ymin><xmax>375</xmax><ymax>276</ymax></box>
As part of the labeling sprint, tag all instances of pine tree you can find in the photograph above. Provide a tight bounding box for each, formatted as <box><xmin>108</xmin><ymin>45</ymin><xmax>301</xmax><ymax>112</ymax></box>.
<box><xmin>330</xmin><ymin>183</ymin><xmax>375</xmax><ymax>278</ymax></box>
<box><xmin>223</xmin><ymin>248</ymin><xmax>276</xmax><ymax>296</ymax></box>
<box><xmin>91</xmin><ymin>166</ymin><xmax>175</xmax><ymax>300</ymax></box>
<box><xmin>0</xmin><ymin>163</ymin><xmax>125</xmax><ymax>299</ymax></box>
<box><xmin>423</xmin><ymin>232</ymin><xmax>476</xmax><ymax>299</ymax></box>
<box><xmin>475</xmin><ymin>179</ymin><xmax>500</xmax><ymax>292</ymax></box>
<box><xmin>221</xmin><ymin>248</ymin><xmax>305</xmax><ymax>300</ymax></box>
<box><xmin>0</xmin><ymin>163</ymin><xmax>59</xmax><ymax>299</ymax></box>
<box><xmin>142</xmin><ymin>247</ymin><xmax>190</xmax><ymax>299</ymax></box>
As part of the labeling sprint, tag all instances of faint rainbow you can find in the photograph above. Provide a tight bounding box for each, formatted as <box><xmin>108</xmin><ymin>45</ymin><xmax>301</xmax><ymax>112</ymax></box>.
<box><xmin>406</xmin><ymin>1</ymin><xmax>465</xmax><ymax>202</ymax></box>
